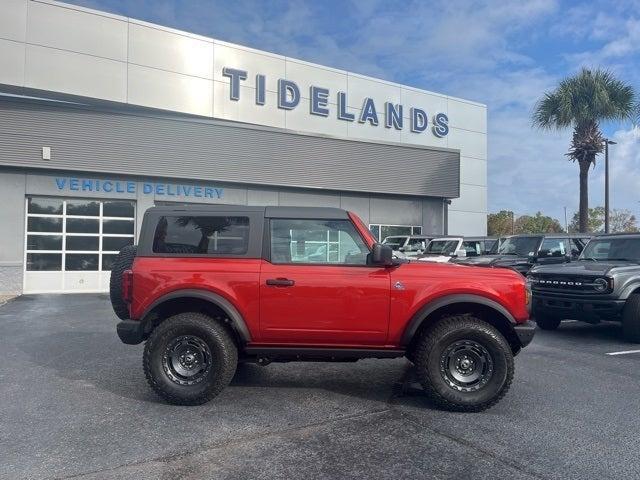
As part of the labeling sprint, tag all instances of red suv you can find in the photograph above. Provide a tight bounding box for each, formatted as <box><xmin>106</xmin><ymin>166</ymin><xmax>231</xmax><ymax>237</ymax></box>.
<box><xmin>110</xmin><ymin>206</ymin><xmax>534</xmax><ymax>412</ymax></box>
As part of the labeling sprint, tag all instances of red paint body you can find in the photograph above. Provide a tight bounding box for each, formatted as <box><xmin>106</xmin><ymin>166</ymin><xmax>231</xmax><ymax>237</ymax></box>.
<box><xmin>129</xmin><ymin>212</ymin><xmax>529</xmax><ymax>348</ymax></box>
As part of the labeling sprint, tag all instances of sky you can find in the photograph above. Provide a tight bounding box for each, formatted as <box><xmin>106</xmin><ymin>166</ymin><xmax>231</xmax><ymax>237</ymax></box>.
<box><xmin>68</xmin><ymin>0</ymin><xmax>640</xmax><ymax>224</ymax></box>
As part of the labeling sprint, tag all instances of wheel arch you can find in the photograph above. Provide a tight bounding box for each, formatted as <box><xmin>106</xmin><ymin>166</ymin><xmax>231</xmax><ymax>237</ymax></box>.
<box><xmin>141</xmin><ymin>289</ymin><xmax>251</xmax><ymax>345</ymax></box>
<box><xmin>402</xmin><ymin>294</ymin><xmax>522</xmax><ymax>355</ymax></box>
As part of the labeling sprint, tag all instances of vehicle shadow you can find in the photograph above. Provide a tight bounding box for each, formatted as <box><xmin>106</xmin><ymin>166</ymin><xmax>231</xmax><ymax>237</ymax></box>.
<box><xmin>548</xmin><ymin>320</ymin><xmax>628</xmax><ymax>344</ymax></box>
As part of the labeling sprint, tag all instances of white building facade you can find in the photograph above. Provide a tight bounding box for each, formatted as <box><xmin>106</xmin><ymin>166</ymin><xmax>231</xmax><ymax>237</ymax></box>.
<box><xmin>0</xmin><ymin>0</ymin><xmax>487</xmax><ymax>294</ymax></box>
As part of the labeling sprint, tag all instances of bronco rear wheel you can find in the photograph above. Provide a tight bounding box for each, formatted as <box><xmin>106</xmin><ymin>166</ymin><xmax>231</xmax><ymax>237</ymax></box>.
<box><xmin>143</xmin><ymin>312</ymin><xmax>238</xmax><ymax>405</ymax></box>
<box><xmin>622</xmin><ymin>294</ymin><xmax>640</xmax><ymax>343</ymax></box>
<box><xmin>413</xmin><ymin>315</ymin><xmax>514</xmax><ymax>412</ymax></box>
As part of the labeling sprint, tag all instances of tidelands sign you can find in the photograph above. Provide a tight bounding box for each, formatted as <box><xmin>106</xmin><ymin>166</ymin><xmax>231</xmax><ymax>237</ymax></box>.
<box><xmin>222</xmin><ymin>67</ymin><xmax>449</xmax><ymax>138</ymax></box>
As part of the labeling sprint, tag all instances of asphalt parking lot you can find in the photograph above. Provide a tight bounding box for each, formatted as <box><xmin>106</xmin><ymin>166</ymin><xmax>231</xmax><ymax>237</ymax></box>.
<box><xmin>1</xmin><ymin>294</ymin><xmax>639</xmax><ymax>480</ymax></box>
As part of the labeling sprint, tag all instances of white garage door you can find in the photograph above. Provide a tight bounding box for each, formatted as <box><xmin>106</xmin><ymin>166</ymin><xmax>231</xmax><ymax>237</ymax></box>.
<box><xmin>24</xmin><ymin>197</ymin><xmax>136</xmax><ymax>293</ymax></box>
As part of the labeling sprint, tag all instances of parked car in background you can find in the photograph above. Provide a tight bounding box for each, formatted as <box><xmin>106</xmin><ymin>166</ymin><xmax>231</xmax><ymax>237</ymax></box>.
<box><xmin>382</xmin><ymin>235</ymin><xmax>433</xmax><ymax>257</ymax></box>
<box><xmin>461</xmin><ymin>236</ymin><xmax>500</xmax><ymax>256</ymax></box>
<box><xmin>528</xmin><ymin>233</ymin><xmax>640</xmax><ymax>341</ymax></box>
<box><xmin>453</xmin><ymin>234</ymin><xmax>590</xmax><ymax>275</ymax></box>
<box><xmin>416</xmin><ymin>237</ymin><xmax>466</xmax><ymax>263</ymax></box>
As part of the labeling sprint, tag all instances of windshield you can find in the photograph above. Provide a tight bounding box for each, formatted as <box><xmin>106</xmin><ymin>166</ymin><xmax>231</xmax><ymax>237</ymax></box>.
<box><xmin>382</xmin><ymin>236</ymin><xmax>408</xmax><ymax>249</ymax></box>
<box><xmin>426</xmin><ymin>239</ymin><xmax>459</xmax><ymax>255</ymax></box>
<box><xmin>580</xmin><ymin>238</ymin><xmax>640</xmax><ymax>262</ymax></box>
<box><xmin>496</xmin><ymin>236</ymin><xmax>541</xmax><ymax>256</ymax></box>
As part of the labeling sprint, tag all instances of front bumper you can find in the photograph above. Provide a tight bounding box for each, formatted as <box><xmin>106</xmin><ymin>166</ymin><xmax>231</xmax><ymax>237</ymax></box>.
<box><xmin>116</xmin><ymin>319</ymin><xmax>145</xmax><ymax>345</ymax></box>
<box><xmin>513</xmin><ymin>320</ymin><xmax>536</xmax><ymax>348</ymax></box>
<box><xmin>532</xmin><ymin>294</ymin><xmax>625</xmax><ymax>322</ymax></box>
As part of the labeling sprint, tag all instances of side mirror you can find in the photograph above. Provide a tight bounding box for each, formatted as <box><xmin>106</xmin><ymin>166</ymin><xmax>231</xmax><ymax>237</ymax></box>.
<box><xmin>398</xmin><ymin>247</ymin><xmax>406</xmax><ymax>252</ymax></box>
<box><xmin>527</xmin><ymin>251</ymin><xmax>537</xmax><ymax>263</ymax></box>
<box><xmin>371</xmin><ymin>243</ymin><xmax>394</xmax><ymax>266</ymax></box>
<box><xmin>453</xmin><ymin>248</ymin><xmax>467</xmax><ymax>258</ymax></box>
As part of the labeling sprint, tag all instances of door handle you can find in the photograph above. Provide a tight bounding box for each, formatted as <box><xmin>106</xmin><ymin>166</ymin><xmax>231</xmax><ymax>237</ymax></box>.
<box><xmin>266</xmin><ymin>278</ymin><xmax>295</xmax><ymax>287</ymax></box>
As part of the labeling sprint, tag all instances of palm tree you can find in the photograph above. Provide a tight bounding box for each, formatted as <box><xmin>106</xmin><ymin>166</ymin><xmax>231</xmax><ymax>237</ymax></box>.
<box><xmin>532</xmin><ymin>68</ymin><xmax>637</xmax><ymax>232</ymax></box>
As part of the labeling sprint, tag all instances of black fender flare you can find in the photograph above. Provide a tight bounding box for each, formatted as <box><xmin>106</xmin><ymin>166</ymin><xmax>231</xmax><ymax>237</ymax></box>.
<box><xmin>142</xmin><ymin>288</ymin><xmax>251</xmax><ymax>342</ymax></box>
<box><xmin>400</xmin><ymin>294</ymin><xmax>516</xmax><ymax>345</ymax></box>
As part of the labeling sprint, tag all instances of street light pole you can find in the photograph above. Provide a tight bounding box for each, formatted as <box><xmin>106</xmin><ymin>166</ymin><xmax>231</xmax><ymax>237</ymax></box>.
<box><xmin>604</xmin><ymin>139</ymin><xmax>617</xmax><ymax>234</ymax></box>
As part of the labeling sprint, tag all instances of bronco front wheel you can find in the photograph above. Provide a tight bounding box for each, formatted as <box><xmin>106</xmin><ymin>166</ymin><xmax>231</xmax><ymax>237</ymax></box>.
<box><xmin>413</xmin><ymin>315</ymin><xmax>514</xmax><ymax>412</ymax></box>
<box><xmin>143</xmin><ymin>312</ymin><xmax>238</xmax><ymax>405</ymax></box>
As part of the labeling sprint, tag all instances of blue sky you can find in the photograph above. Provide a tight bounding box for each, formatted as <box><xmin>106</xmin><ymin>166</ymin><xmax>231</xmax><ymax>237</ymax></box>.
<box><xmin>70</xmin><ymin>0</ymin><xmax>640</xmax><ymax>224</ymax></box>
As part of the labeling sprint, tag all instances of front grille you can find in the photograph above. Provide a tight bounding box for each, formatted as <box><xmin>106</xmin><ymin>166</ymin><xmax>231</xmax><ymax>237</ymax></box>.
<box><xmin>529</xmin><ymin>274</ymin><xmax>606</xmax><ymax>294</ymax></box>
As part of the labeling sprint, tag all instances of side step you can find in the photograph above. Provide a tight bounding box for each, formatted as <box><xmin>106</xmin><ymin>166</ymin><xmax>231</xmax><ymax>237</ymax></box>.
<box><xmin>242</xmin><ymin>346</ymin><xmax>406</xmax><ymax>363</ymax></box>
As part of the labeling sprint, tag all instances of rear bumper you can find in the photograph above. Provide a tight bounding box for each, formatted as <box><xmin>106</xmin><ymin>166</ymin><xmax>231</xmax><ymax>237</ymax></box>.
<box><xmin>116</xmin><ymin>319</ymin><xmax>145</xmax><ymax>345</ymax></box>
<box><xmin>532</xmin><ymin>295</ymin><xmax>624</xmax><ymax>322</ymax></box>
<box><xmin>513</xmin><ymin>320</ymin><xmax>536</xmax><ymax>348</ymax></box>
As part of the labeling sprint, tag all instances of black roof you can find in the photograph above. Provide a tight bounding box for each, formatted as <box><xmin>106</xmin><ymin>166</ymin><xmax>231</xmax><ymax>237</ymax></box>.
<box><xmin>145</xmin><ymin>205</ymin><xmax>350</xmax><ymax>220</ymax></box>
<box><xmin>592</xmin><ymin>232</ymin><xmax>640</xmax><ymax>239</ymax></box>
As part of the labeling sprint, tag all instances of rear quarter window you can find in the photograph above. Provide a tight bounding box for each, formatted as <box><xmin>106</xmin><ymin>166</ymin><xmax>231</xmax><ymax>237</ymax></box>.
<box><xmin>153</xmin><ymin>216</ymin><xmax>250</xmax><ymax>255</ymax></box>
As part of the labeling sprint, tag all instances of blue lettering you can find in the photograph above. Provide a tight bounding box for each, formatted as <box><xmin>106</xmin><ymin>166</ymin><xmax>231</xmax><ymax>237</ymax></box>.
<box><xmin>194</xmin><ymin>186</ymin><xmax>203</xmax><ymax>197</ymax></box>
<box><xmin>155</xmin><ymin>184</ymin><xmax>165</xmax><ymax>195</ymax></box>
<box><xmin>143</xmin><ymin>183</ymin><xmax>153</xmax><ymax>194</ymax></box>
<box><xmin>82</xmin><ymin>179</ymin><xmax>93</xmax><ymax>191</ymax></box>
<box><xmin>410</xmin><ymin>108</ymin><xmax>428</xmax><ymax>133</ymax></box>
<box><xmin>359</xmin><ymin>98</ymin><xmax>378</xmax><ymax>126</ymax></box>
<box><xmin>337</xmin><ymin>92</ymin><xmax>354</xmax><ymax>122</ymax></box>
<box><xmin>103</xmin><ymin>181</ymin><xmax>113</xmax><ymax>192</ymax></box>
<box><xmin>433</xmin><ymin>112</ymin><xmax>449</xmax><ymax>137</ymax></box>
<box><xmin>310</xmin><ymin>86</ymin><xmax>330</xmax><ymax>117</ymax></box>
<box><xmin>69</xmin><ymin>178</ymin><xmax>79</xmax><ymax>191</ymax></box>
<box><xmin>278</xmin><ymin>79</ymin><xmax>300</xmax><ymax>110</ymax></box>
<box><xmin>256</xmin><ymin>74</ymin><xmax>266</xmax><ymax>105</ymax></box>
<box><xmin>55</xmin><ymin>178</ymin><xmax>66</xmax><ymax>190</ymax></box>
<box><xmin>215</xmin><ymin>188</ymin><xmax>224</xmax><ymax>199</ymax></box>
<box><xmin>127</xmin><ymin>182</ymin><xmax>136</xmax><ymax>193</ymax></box>
<box><xmin>183</xmin><ymin>186</ymin><xmax>192</xmax><ymax>196</ymax></box>
<box><xmin>222</xmin><ymin>67</ymin><xmax>247</xmax><ymax>101</ymax></box>
<box><xmin>115</xmin><ymin>181</ymin><xmax>125</xmax><ymax>193</ymax></box>
<box><xmin>385</xmin><ymin>102</ymin><xmax>403</xmax><ymax>130</ymax></box>
<box><xmin>204</xmin><ymin>187</ymin><xmax>214</xmax><ymax>198</ymax></box>
<box><xmin>167</xmin><ymin>184</ymin><xmax>175</xmax><ymax>196</ymax></box>
<box><xmin>95</xmin><ymin>180</ymin><xmax>101</xmax><ymax>192</ymax></box>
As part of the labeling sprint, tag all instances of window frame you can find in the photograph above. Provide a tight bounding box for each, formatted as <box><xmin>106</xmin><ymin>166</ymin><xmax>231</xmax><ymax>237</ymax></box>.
<box><xmin>266</xmin><ymin>217</ymin><xmax>374</xmax><ymax>267</ymax></box>
<box><xmin>137</xmin><ymin>208</ymin><xmax>264</xmax><ymax>259</ymax></box>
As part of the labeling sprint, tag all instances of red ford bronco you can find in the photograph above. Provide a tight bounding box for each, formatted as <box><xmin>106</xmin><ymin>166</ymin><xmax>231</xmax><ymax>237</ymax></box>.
<box><xmin>110</xmin><ymin>205</ymin><xmax>534</xmax><ymax>412</ymax></box>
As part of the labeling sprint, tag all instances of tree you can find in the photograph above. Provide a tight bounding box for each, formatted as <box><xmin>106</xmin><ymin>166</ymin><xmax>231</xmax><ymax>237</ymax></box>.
<box><xmin>568</xmin><ymin>207</ymin><xmax>638</xmax><ymax>233</ymax></box>
<box><xmin>532</xmin><ymin>68</ymin><xmax>637</xmax><ymax>232</ymax></box>
<box><xmin>610</xmin><ymin>209</ymin><xmax>638</xmax><ymax>233</ymax></box>
<box><xmin>487</xmin><ymin>210</ymin><xmax>515</xmax><ymax>236</ymax></box>
<box><xmin>568</xmin><ymin>207</ymin><xmax>605</xmax><ymax>233</ymax></box>
<box><xmin>514</xmin><ymin>212</ymin><xmax>564</xmax><ymax>234</ymax></box>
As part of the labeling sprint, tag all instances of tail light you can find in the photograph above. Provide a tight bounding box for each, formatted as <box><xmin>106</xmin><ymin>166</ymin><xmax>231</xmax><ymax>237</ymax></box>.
<box><xmin>122</xmin><ymin>269</ymin><xmax>133</xmax><ymax>303</ymax></box>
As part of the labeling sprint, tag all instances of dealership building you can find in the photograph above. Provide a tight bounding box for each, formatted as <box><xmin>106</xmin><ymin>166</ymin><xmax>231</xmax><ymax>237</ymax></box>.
<box><xmin>0</xmin><ymin>0</ymin><xmax>487</xmax><ymax>294</ymax></box>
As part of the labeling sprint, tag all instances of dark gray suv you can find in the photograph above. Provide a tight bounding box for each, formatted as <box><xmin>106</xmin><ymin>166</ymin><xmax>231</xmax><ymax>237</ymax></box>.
<box><xmin>528</xmin><ymin>233</ymin><xmax>640</xmax><ymax>342</ymax></box>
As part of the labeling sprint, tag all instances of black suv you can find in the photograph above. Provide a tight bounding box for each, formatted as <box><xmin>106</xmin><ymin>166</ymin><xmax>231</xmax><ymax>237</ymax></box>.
<box><xmin>528</xmin><ymin>233</ymin><xmax>640</xmax><ymax>342</ymax></box>
<box><xmin>453</xmin><ymin>234</ymin><xmax>590</xmax><ymax>275</ymax></box>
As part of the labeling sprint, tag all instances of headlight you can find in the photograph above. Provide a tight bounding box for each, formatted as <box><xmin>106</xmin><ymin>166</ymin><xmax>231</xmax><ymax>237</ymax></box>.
<box><xmin>593</xmin><ymin>277</ymin><xmax>609</xmax><ymax>292</ymax></box>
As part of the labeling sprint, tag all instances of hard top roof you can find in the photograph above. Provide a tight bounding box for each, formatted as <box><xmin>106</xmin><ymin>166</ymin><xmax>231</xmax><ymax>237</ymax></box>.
<box><xmin>146</xmin><ymin>205</ymin><xmax>350</xmax><ymax>220</ymax></box>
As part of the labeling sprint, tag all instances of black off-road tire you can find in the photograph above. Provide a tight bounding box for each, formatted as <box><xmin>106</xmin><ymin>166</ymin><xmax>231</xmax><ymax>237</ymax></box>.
<box><xmin>534</xmin><ymin>314</ymin><xmax>561</xmax><ymax>331</ymax></box>
<box><xmin>622</xmin><ymin>294</ymin><xmax>640</xmax><ymax>343</ymax></box>
<box><xmin>143</xmin><ymin>312</ymin><xmax>238</xmax><ymax>405</ymax></box>
<box><xmin>413</xmin><ymin>316</ymin><xmax>514</xmax><ymax>412</ymax></box>
<box><xmin>109</xmin><ymin>245</ymin><xmax>137</xmax><ymax>320</ymax></box>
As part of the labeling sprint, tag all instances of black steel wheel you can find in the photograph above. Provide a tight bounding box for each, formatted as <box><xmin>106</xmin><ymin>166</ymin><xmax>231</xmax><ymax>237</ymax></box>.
<box><xmin>413</xmin><ymin>315</ymin><xmax>514</xmax><ymax>412</ymax></box>
<box><xmin>144</xmin><ymin>312</ymin><xmax>238</xmax><ymax>405</ymax></box>
<box><xmin>440</xmin><ymin>339</ymin><xmax>494</xmax><ymax>393</ymax></box>
<box><xmin>622</xmin><ymin>294</ymin><xmax>640</xmax><ymax>343</ymax></box>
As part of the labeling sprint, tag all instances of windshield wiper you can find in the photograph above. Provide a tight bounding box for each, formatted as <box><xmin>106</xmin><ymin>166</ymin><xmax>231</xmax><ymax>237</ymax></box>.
<box><xmin>580</xmin><ymin>257</ymin><xmax>598</xmax><ymax>262</ymax></box>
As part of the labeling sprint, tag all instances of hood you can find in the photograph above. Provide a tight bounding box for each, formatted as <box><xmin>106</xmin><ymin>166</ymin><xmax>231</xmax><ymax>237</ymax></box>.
<box><xmin>530</xmin><ymin>260</ymin><xmax>639</xmax><ymax>277</ymax></box>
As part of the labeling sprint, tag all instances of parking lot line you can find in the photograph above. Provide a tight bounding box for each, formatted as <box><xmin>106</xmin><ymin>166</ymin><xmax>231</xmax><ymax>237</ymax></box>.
<box><xmin>605</xmin><ymin>350</ymin><xmax>640</xmax><ymax>356</ymax></box>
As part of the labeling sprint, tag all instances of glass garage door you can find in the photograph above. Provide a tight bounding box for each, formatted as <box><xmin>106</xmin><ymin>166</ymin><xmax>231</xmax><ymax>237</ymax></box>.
<box><xmin>24</xmin><ymin>197</ymin><xmax>135</xmax><ymax>293</ymax></box>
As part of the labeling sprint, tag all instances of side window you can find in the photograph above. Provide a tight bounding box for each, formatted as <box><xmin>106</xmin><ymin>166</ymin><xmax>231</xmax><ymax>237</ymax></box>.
<box><xmin>407</xmin><ymin>237</ymin><xmax>426</xmax><ymax>251</ymax></box>
<box><xmin>539</xmin><ymin>238</ymin><xmax>566</xmax><ymax>257</ymax></box>
<box><xmin>570</xmin><ymin>238</ymin><xmax>584</xmax><ymax>257</ymax></box>
<box><xmin>462</xmin><ymin>241</ymin><xmax>482</xmax><ymax>256</ymax></box>
<box><xmin>270</xmin><ymin>219</ymin><xmax>369</xmax><ymax>265</ymax></box>
<box><xmin>153</xmin><ymin>216</ymin><xmax>249</xmax><ymax>254</ymax></box>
